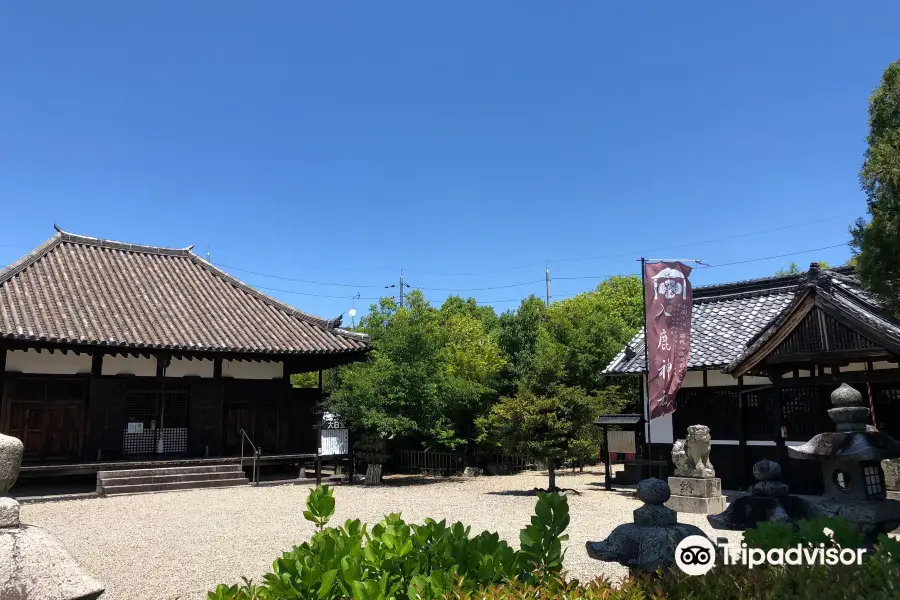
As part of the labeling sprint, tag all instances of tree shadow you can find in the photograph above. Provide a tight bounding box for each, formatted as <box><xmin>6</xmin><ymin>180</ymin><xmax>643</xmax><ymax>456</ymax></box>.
<box><xmin>373</xmin><ymin>475</ymin><xmax>470</xmax><ymax>488</ymax></box>
<box><xmin>486</xmin><ymin>487</ymin><xmax>583</xmax><ymax>497</ymax></box>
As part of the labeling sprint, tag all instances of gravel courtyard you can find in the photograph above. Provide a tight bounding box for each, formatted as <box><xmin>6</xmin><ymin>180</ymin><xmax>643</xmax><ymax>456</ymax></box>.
<box><xmin>22</xmin><ymin>467</ymin><xmax>742</xmax><ymax>600</ymax></box>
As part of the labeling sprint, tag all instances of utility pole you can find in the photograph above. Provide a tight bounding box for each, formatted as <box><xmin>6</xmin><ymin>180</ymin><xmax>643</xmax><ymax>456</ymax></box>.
<box><xmin>545</xmin><ymin>266</ymin><xmax>551</xmax><ymax>307</ymax></box>
<box><xmin>385</xmin><ymin>270</ymin><xmax>410</xmax><ymax>307</ymax></box>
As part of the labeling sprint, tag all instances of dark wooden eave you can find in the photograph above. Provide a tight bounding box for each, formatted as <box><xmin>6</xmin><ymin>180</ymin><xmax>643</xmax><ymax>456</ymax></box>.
<box><xmin>726</xmin><ymin>281</ymin><xmax>900</xmax><ymax>378</ymax></box>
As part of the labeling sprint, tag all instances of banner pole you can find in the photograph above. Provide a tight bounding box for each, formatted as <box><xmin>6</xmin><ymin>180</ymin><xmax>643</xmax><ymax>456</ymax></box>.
<box><xmin>640</xmin><ymin>257</ymin><xmax>654</xmax><ymax>480</ymax></box>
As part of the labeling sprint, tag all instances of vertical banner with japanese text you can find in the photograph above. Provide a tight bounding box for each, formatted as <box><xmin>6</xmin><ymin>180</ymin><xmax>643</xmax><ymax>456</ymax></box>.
<box><xmin>644</xmin><ymin>261</ymin><xmax>693</xmax><ymax>420</ymax></box>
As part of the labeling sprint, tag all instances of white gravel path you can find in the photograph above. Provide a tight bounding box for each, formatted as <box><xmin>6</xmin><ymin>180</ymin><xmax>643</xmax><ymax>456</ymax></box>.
<box><xmin>21</xmin><ymin>467</ymin><xmax>742</xmax><ymax>600</ymax></box>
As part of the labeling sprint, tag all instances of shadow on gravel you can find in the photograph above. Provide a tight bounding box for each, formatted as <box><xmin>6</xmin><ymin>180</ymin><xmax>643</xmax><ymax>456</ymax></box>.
<box><xmin>485</xmin><ymin>488</ymin><xmax>582</xmax><ymax>497</ymax></box>
<box><xmin>376</xmin><ymin>475</ymin><xmax>469</xmax><ymax>488</ymax></box>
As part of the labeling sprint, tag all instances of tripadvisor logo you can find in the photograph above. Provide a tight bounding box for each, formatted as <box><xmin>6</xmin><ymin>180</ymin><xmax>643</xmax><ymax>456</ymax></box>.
<box><xmin>674</xmin><ymin>535</ymin><xmax>866</xmax><ymax>576</ymax></box>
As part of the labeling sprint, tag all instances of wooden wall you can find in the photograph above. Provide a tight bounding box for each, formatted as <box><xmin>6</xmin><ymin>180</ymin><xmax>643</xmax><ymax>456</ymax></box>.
<box><xmin>2</xmin><ymin>371</ymin><xmax>323</xmax><ymax>463</ymax></box>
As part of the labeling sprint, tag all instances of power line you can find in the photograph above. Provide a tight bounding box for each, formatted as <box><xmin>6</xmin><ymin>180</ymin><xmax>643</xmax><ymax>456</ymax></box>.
<box><xmin>404</xmin><ymin>211</ymin><xmax>858</xmax><ymax>277</ymax></box>
<box><xmin>550</xmin><ymin>242</ymin><xmax>849</xmax><ymax>280</ymax></box>
<box><xmin>234</xmin><ymin>241</ymin><xmax>850</xmax><ymax>310</ymax></box>
<box><xmin>696</xmin><ymin>242</ymin><xmax>849</xmax><ymax>269</ymax></box>
<box><xmin>216</xmin><ymin>262</ymin><xmax>386</xmax><ymax>288</ymax></box>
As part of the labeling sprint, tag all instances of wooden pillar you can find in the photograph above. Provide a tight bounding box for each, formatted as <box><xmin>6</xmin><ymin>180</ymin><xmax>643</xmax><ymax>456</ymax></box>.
<box><xmin>771</xmin><ymin>368</ymin><xmax>786</xmax><ymax>465</ymax></box>
<box><xmin>603</xmin><ymin>424</ymin><xmax>613</xmax><ymax>491</ymax></box>
<box><xmin>0</xmin><ymin>347</ymin><xmax>6</xmax><ymax>434</ymax></box>
<box><xmin>737</xmin><ymin>375</ymin><xmax>747</xmax><ymax>489</ymax></box>
<box><xmin>84</xmin><ymin>352</ymin><xmax>103</xmax><ymax>461</ymax></box>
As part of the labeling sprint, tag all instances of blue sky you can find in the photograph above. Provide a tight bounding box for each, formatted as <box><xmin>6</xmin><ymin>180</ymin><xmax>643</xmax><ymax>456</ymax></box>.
<box><xmin>1</xmin><ymin>2</ymin><xmax>897</xmax><ymax>321</ymax></box>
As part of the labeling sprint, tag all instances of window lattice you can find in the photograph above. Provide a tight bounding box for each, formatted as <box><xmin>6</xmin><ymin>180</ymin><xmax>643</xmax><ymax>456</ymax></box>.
<box><xmin>743</xmin><ymin>388</ymin><xmax>775</xmax><ymax>438</ymax></box>
<box><xmin>863</xmin><ymin>462</ymin><xmax>886</xmax><ymax>499</ymax></box>
<box><xmin>122</xmin><ymin>390</ymin><xmax>189</xmax><ymax>455</ymax></box>
<box><xmin>673</xmin><ymin>386</ymin><xmax>740</xmax><ymax>440</ymax></box>
<box><xmin>780</xmin><ymin>386</ymin><xmax>819</xmax><ymax>440</ymax></box>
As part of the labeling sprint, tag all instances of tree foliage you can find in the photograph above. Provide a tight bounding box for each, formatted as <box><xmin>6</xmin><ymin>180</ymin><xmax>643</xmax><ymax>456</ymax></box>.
<box><xmin>478</xmin><ymin>386</ymin><xmax>598</xmax><ymax>490</ymax></box>
<box><xmin>326</xmin><ymin>291</ymin><xmax>505</xmax><ymax>454</ymax></box>
<box><xmin>775</xmin><ymin>261</ymin><xmax>830</xmax><ymax>277</ymax></box>
<box><xmin>851</xmin><ymin>59</ymin><xmax>900</xmax><ymax>315</ymax></box>
<box><xmin>325</xmin><ymin>275</ymin><xmax>643</xmax><ymax>478</ymax></box>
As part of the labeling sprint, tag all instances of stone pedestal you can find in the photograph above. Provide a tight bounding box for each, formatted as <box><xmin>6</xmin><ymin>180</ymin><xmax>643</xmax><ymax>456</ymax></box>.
<box><xmin>0</xmin><ymin>433</ymin><xmax>105</xmax><ymax>599</ymax></box>
<box><xmin>666</xmin><ymin>476</ymin><xmax>726</xmax><ymax>514</ymax></box>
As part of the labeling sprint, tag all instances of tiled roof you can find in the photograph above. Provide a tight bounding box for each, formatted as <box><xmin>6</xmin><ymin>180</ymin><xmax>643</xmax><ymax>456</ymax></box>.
<box><xmin>725</xmin><ymin>267</ymin><xmax>900</xmax><ymax>374</ymax></box>
<box><xmin>604</xmin><ymin>266</ymin><xmax>867</xmax><ymax>374</ymax></box>
<box><xmin>0</xmin><ymin>229</ymin><xmax>369</xmax><ymax>355</ymax></box>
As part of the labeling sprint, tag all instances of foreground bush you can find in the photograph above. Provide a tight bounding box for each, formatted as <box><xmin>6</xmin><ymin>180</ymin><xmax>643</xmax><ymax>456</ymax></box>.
<box><xmin>211</xmin><ymin>487</ymin><xmax>900</xmax><ymax>600</ymax></box>
<box><xmin>210</xmin><ymin>485</ymin><xmax>570</xmax><ymax>600</ymax></box>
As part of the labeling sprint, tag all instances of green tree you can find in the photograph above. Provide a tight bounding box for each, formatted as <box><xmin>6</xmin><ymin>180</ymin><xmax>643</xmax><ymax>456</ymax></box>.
<box><xmin>496</xmin><ymin>296</ymin><xmax>547</xmax><ymax>395</ymax></box>
<box><xmin>544</xmin><ymin>276</ymin><xmax>643</xmax><ymax>394</ymax></box>
<box><xmin>851</xmin><ymin>60</ymin><xmax>900</xmax><ymax>315</ymax></box>
<box><xmin>327</xmin><ymin>292</ymin><xmax>444</xmax><ymax>447</ymax></box>
<box><xmin>326</xmin><ymin>291</ymin><xmax>506</xmax><ymax>479</ymax></box>
<box><xmin>775</xmin><ymin>261</ymin><xmax>830</xmax><ymax>277</ymax></box>
<box><xmin>479</xmin><ymin>386</ymin><xmax>597</xmax><ymax>490</ymax></box>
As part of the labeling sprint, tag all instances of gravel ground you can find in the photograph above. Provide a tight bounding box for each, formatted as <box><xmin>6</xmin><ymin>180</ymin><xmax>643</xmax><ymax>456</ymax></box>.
<box><xmin>21</xmin><ymin>467</ymin><xmax>743</xmax><ymax>600</ymax></box>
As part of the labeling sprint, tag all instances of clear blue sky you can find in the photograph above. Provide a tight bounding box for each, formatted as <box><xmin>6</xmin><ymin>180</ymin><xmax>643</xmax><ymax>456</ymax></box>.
<box><xmin>1</xmin><ymin>3</ymin><xmax>897</xmax><ymax>321</ymax></box>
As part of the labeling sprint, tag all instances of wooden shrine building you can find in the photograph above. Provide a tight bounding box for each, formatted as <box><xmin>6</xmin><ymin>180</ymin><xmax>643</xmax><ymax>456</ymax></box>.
<box><xmin>605</xmin><ymin>263</ymin><xmax>900</xmax><ymax>493</ymax></box>
<box><xmin>0</xmin><ymin>228</ymin><xmax>369</xmax><ymax>473</ymax></box>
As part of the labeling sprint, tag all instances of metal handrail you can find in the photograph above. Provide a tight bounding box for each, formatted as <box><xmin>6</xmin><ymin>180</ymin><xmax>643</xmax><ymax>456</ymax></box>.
<box><xmin>239</xmin><ymin>428</ymin><xmax>261</xmax><ymax>485</ymax></box>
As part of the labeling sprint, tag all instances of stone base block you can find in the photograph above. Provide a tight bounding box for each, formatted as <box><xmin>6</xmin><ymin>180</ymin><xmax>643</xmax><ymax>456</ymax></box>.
<box><xmin>668</xmin><ymin>476</ymin><xmax>721</xmax><ymax>498</ymax></box>
<box><xmin>665</xmin><ymin>494</ymin><xmax>726</xmax><ymax>514</ymax></box>
<box><xmin>0</xmin><ymin>497</ymin><xmax>19</xmax><ymax>528</ymax></box>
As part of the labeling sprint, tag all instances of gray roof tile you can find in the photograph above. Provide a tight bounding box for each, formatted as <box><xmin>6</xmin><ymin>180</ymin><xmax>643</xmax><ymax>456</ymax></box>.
<box><xmin>0</xmin><ymin>230</ymin><xmax>369</xmax><ymax>355</ymax></box>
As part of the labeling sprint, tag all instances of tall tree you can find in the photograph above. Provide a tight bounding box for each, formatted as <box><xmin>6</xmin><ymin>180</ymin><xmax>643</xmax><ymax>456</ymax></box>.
<box><xmin>326</xmin><ymin>291</ymin><xmax>505</xmax><ymax>480</ymax></box>
<box><xmin>851</xmin><ymin>60</ymin><xmax>900</xmax><ymax>315</ymax></box>
<box><xmin>496</xmin><ymin>296</ymin><xmax>547</xmax><ymax>395</ymax></box>
<box><xmin>479</xmin><ymin>386</ymin><xmax>597</xmax><ymax>491</ymax></box>
<box><xmin>544</xmin><ymin>276</ymin><xmax>643</xmax><ymax>394</ymax></box>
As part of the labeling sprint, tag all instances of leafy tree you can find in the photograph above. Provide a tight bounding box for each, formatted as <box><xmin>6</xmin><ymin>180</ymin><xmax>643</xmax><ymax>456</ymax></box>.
<box><xmin>851</xmin><ymin>60</ymin><xmax>900</xmax><ymax>316</ymax></box>
<box><xmin>496</xmin><ymin>296</ymin><xmax>547</xmax><ymax>395</ymax></box>
<box><xmin>326</xmin><ymin>291</ymin><xmax>505</xmax><ymax>478</ymax></box>
<box><xmin>543</xmin><ymin>276</ymin><xmax>642</xmax><ymax>394</ymax></box>
<box><xmin>326</xmin><ymin>292</ymin><xmax>449</xmax><ymax>470</ymax></box>
<box><xmin>775</xmin><ymin>261</ymin><xmax>830</xmax><ymax>277</ymax></box>
<box><xmin>479</xmin><ymin>386</ymin><xmax>597</xmax><ymax>491</ymax></box>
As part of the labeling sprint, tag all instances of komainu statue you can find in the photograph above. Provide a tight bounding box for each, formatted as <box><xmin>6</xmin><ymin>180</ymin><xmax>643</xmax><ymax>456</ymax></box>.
<box><xmin>672</xmin><ymin>425</ymin><xmax>715</xmax><ymax>478</ymax></box>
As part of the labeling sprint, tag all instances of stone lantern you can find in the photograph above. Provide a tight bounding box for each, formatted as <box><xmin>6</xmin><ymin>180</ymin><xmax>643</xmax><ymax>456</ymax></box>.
<box><xmin>788</xmin><ymin>383</ymin><xmax>900</xmax><ymax>539</ymax></box>
<box><xmin>0</xmin><ymin>433</ymin><xmax>105</xmax><ymax>599</ymax></box>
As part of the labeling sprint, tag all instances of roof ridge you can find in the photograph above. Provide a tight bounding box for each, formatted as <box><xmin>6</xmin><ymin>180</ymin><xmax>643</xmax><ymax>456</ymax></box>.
<box><xmin>55</xmin><ymin>227</ymin><xmax>194</xmax><ymax>257</ymax></box>
<box><xmin>1</xmin><ymin>228</ymin><xmax>368</xmax><ymax>346</ymax></box>
<box><xmin>693</xmin><ymin>265</ymin><xmax>855</xmax><ymax>299</ymax></box>
<box><xmin>0</xmin><ymin>232</ymin><xmax>64</xmax><ymax>284</ymax></box>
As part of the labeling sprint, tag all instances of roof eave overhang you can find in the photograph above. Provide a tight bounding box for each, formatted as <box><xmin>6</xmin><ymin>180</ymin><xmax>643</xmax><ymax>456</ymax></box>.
<box><xmin>726</xmin><ymin>287</ymin><xmax>900</xmax><ymax>378</ymax></box>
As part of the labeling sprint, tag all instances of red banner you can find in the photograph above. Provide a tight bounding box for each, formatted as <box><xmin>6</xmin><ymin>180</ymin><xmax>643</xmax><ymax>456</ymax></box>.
<box><xmin>644</xmin><ymin>261</ymin><xmax>693</xmax><ymax>420</ymax></box>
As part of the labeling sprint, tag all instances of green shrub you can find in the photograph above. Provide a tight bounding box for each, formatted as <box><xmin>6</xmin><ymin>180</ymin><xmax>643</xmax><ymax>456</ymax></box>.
<box><xmin>211</xmin><ymin>494</ymin><xmax>900</xmax><ymax>600</ymax></box>
<box><xmin>446</xmin><ymin>542</ymin><xmax>900</xmax><ymax>600</ymax></box>
<box><xmin>743</xmin><ymin>515</ymin><xmax>865</xmax><ymax>551</ymax></box>
<box><xmin>209</xmin><ymin>486</ymin><xmax>571</xmax><ymax>600</ymax></box>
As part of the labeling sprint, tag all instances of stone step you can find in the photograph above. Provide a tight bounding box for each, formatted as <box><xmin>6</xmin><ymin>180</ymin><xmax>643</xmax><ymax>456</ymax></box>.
<box><xmin>98</xmin><ymin>464</ymin><xmax>242</xmax><ymax>480</ymax></box>
<box><xmin>98</xmin><ymin>470</ymin><xmax>245</xmax><ymax>487</ymax></box>
<box><xmin>99</xmin><ymin>477</ymin><xmax>250</xmax><ymax>496</ymax></box>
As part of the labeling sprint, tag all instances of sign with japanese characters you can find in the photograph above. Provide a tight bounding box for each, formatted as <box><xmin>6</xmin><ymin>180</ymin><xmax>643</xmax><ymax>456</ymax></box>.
<box><xmin>644</xmin><ymin>261</ymin><xmax>693</xmax><ymax>419</ymax></box>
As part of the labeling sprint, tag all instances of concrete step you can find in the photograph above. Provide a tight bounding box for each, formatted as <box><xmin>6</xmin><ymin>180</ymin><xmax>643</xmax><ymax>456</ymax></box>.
<box><xmin>99</xmin><ymin>477</ymin><xmax>250</xmax><ymax>496</ymax></box>
<box><xmin>98</xmin><ymin>470</ymin><xmax>245</xmax><ymax>487</ymax></box>
<box><xmin>98</xmin><ymin>464</ymin><xmax>241</xmax><ymax>480</ymax></box>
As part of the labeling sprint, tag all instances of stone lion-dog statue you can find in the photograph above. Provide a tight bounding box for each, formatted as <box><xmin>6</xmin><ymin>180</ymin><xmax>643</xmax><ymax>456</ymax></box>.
<box><xmin>671</xmin><ymin>425</ymin><xmax>715</xmax><ymax>478</ymax></box>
